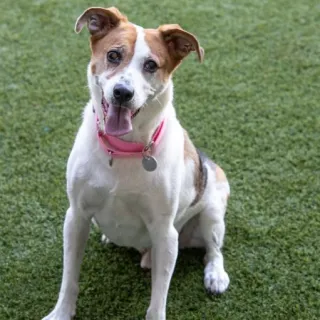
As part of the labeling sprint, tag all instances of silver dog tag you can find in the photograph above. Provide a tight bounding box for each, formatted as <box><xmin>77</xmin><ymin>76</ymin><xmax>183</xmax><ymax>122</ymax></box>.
<box><xmin>142</xmin><ymin>156</ymin><xmax>157</xmax><ymax>172</ymax></box>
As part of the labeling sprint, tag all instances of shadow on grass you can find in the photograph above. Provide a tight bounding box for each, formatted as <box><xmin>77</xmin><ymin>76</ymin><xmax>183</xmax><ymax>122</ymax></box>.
<box><xmin>74</xmin><ymin>232</ymin><xmax>207</xmax><ymax>319</ymax></box>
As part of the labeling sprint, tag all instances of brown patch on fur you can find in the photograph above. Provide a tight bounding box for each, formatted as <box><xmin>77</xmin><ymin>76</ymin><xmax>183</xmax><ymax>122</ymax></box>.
<box><xmin>144</xmin><ymin>25</ymin><xmax>203</xmax><ymax>82</ymax></box>
<box><xmin>216</xmin><ymin>165</ymin><xmax>230</xmax><ymax>200</ymax></box>
<box><xmin>89</xmin><ymin>22</ymin><xmax>137</xmax><ymax>76</ymax></box>
<box><xmin>77</xmin><ymin>8</ymin><xmax>203</xmax><ymax>82</ymax></box>
<box><xmin>75</xmin><ymin>7</ymin><xmax>128</xmax><ymax>38</ymax></box>
<box><xmin>183</xmin><ymin>130</ymin><xmax>207</xmax><ymax>206</ymax></box>
<box><xmin>158</xmin><ymin>24</ymin><xmax>204</xmax><ymax>63</ymax></box>
<box><xmin>75</xmin><ymin>7</ymin><xmax>136</xmax><ymax>76</ymax></box>
<box><xmin>91</xmin><ymin>63</ymin><xmax>96</xmax><ymax>74</ymax></box>
<box><xmin>183</xmin><ymin>130</ymin><xmax>199</xmax><ymax>164</ymax></box>
<box><xmin>144</xmin><ymin>29</ymin><xmax>180</xmax><ymax>82</ymax></box>
<box><xmin>207</xmin><ymin>160</ymin><xmax>230</xmax><ymax>200</ymax></box>
<box><xmin>215</xmin><ymin>165</ymin><xmax>227</xmax><ymax>183</ymax></box>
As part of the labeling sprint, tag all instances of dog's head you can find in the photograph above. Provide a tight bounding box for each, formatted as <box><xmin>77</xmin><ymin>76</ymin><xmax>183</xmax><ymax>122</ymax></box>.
<box><xmin>75</xmin><ymin>7</ymin><xmax>204</xmax><ymax>136</ymax></box>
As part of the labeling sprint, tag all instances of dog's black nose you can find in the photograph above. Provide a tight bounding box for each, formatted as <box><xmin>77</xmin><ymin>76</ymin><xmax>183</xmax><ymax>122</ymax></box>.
<box><xmin>113</xmin><ymin>83</ymin><xmax>134</xmax><ymax>104</ymax></box>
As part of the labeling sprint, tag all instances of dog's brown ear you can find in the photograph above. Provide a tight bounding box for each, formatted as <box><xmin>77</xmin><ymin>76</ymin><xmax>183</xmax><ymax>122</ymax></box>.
<box><xmin>158</xmin><ymin>24</ymin><xmax>204</xmax><ymax>63</ymax></box>
<box><xmin>75</xmin><ymin>7</ymin><xmax>127</xmax><ymax>36</ymax></box>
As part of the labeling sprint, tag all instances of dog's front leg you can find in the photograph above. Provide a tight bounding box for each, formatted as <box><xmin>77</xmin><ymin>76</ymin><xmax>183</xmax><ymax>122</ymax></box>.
<box><xmin>42</xmin><ymin>207</ymin><xmax>91</xmax><ymax>320</ymax></box>
<box><xmin>145</xmin><ymin>219</ymin><xmax>178</xmax><ymax>320</ymax></box>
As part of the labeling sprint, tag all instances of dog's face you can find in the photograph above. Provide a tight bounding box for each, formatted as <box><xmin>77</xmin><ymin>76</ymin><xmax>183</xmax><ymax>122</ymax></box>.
<box><xmin>75</xmin><ymin>7</ymin><xmax>204</xmax><ymax>136</ymax></box>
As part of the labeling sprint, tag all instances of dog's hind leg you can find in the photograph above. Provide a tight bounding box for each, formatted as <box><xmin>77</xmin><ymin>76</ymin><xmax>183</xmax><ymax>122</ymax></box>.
<box><xmin>200</xmin><ymin>199</ymin><xmax>230</xmax><ymax>294</ymax></box>
<box><xmin>180</xmin><ymin>206</ymin><xmax>229</xmax><ymax>294</ymax></box>
<box><xmin>179</xmin><ymin>168</ymin><xmax>230</xmax><ymax>294</ymax></box>
<box><xmin>195</xmin><ymin>162</ymin><xmax>230</xmax><ymax>294</ymax></box>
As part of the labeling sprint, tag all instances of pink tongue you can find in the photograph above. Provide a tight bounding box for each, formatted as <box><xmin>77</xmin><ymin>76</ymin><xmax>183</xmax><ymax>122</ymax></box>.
<box><xmin>105</xmin><ymin>104</ymin><xmax>132</xmax><ymax>136</ymax></box>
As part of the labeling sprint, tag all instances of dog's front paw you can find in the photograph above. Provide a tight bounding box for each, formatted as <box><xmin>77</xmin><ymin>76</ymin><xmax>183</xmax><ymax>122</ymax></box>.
<box><xmin>204</xmin><ymin>262</ymin><xmax>230</xmax><ymax>294</ymax></box>
<box><xmin>42</xmin><ymin>308</ymin><xmax>74</xmax><ymax>320</ymax></box>
<box><xmin>146</xmin><ymin>309</ymin><xmax>165</xmax><ymax>320</ymax></box>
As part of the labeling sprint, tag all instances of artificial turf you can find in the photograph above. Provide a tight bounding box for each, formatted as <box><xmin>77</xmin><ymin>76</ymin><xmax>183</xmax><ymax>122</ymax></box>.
<box><xmin>1</xmin><ymin>0</ymin><xmax>319</xmax><ymax>319</ymax></box>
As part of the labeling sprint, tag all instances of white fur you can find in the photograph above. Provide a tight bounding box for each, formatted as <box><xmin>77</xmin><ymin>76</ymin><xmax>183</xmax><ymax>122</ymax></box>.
<box><xmin>42</xmin><ymin>24</ymin><xmax>229</xmax><ymax>320</ymax></box>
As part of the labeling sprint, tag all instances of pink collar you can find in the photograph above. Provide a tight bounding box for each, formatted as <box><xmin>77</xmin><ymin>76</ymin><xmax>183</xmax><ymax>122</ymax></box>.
<box><xmin>97</xmin><ymin>119</ymin><xmax>166</xmax><ymax>158</ymax></box>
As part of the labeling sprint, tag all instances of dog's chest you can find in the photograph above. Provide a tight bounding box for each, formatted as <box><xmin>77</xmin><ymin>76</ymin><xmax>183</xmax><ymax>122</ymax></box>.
<box><xmin>93</xmin><ymin>192</ymin><xmax>151</xmax><ymax>249</ymax></box>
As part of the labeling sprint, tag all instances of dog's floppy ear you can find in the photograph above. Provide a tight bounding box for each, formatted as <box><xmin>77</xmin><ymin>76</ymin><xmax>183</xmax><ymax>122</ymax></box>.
<box><xmin>75</xmin><ymin>7</ymin><xmax>127</xmax><ymax>36</ymax></box>
<box><xmin>158</xmin><ymin>24</ymin><xmax>204</xmax><ymax>63</ymax></box>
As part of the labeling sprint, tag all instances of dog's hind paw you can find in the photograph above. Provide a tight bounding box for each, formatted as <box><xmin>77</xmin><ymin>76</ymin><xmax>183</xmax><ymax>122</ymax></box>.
<box><xmin>204</xmin><ymin>261</ymin><xmax>230</xmax><ymax>294</ymax></box>
<box><xmin>101</xmin><ymin>234</ymin><xmax>111</xmax><ymax>244</ymax></box>
<box><xmin>140</xmin><ymin>249</ymin><xmax>152</xmax><ymax>269</ymax></box>
<box><xmin>42</xmin><ymin>309</ymin><xmax>74</xmax><ymax>320</ymax></box>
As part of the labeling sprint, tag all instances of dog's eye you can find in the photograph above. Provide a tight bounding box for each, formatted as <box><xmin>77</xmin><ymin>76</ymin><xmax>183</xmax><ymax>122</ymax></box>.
<box><xmin>144</xmin><ymin>59</ymin><xmax>158</xmax><ymax>73</ymax></box>
<box><xmin>107</xmin><ymin>50</ymin><xmax>122</xmax><ymax>64</ymax></box>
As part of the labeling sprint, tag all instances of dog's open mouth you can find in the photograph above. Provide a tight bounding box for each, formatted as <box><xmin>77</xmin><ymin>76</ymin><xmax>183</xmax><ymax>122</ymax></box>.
<box><xmin>102</xmin><ymin>99</ymin><xmax>140</xmax><ymax>137</ymax></box>
<box><xmin>105</xmin><ymin>104</ymin><xmax>132</xmax><ymax>136</ymax></box>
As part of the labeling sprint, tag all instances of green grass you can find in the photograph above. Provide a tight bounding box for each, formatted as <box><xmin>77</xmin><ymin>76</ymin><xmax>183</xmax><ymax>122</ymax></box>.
<box><xmin>1</xmin><ymin>0</ymin><xmax>320</xmax><ymax>319</ymax></box>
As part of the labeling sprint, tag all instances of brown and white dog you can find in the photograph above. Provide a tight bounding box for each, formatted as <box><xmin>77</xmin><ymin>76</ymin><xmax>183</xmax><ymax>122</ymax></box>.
<box><xmin>42</xmin><ymin>7</ymin><xmax>230</xmax><ymax>320</ymax></box>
